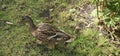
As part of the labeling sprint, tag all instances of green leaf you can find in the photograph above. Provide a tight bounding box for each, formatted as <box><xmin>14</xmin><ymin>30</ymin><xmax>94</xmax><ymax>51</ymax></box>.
<box><xmin>110</xmin><ymin>19</ymin><xmax>116</xmax><ymax>26</ymax></box>
<box><xmin>91</xmin><ymin>9</ymin><xmax>97</xmax><ymax>17</ymax></box>
<box><xmin>97</xmin><ymin>36</ymin><xmax>108</xmax><ymax>46</ymax></box>
<box><xmin>105</xmin><ymin>18</ymin><xmax>111</xmax><ymax>22</ymax></box>
<box><xmin>69</xmin><ymin>8</ymin><xmax>76</xmax><ymax>14</ymax></box>
<box><xmin>91</xmin><ymin>0</ymin><xmax>96</xmax><ymax>4</ymax></box>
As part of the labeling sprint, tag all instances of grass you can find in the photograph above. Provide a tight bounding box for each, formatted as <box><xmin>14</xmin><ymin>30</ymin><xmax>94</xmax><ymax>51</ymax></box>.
<box><xmin>0</xmin><ymin>0</ymin><xmax>120</xmax><ymax>56</ymax></box>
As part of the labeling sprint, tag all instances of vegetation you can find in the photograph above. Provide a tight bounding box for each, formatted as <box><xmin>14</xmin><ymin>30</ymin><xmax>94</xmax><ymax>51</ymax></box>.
<box><xmin>0</xmin><ymin>0</ymin><xmax>120</xmax><ymax>56</ymax></box>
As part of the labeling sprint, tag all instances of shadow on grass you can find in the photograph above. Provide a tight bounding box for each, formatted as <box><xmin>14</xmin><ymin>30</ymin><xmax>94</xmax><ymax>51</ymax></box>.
<box><xmin>23</xmin><ymin>41</ymin><xmax>79</xmax><ymax>56</ymax></box>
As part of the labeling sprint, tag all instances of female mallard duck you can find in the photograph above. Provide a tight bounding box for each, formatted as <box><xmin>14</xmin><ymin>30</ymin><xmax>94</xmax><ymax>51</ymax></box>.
<box><xmin>19</xmin><ymin>16</ymin><xmax>75</xmax><ymax>49</ymax></box>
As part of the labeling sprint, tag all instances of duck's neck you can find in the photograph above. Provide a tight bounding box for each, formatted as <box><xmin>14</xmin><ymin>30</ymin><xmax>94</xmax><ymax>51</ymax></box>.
<box><xmin>28</xmin><ymin>20</ymin><xmax>37</xmax><ymax>32</ymax></box>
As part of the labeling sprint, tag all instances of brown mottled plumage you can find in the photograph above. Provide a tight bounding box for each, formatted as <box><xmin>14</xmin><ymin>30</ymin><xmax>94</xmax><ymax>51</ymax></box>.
<box><xmin>19</xmin><ymin>16</ymin><xmax>75</xmax><ymax>49</ymax></box>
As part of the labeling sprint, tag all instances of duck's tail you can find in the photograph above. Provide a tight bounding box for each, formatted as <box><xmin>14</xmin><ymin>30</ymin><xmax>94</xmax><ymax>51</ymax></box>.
<box><xmin>65</xmin><ymin>34</ymin><xmax>76</xmax><ymax>43</ymax></box>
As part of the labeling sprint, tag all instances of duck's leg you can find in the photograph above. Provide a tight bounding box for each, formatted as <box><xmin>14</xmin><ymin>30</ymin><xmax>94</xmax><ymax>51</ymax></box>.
<box><xmin>40</xmin><ymin>43</ymin><xmax>55</xmax><ymax>56</ymax></box>
<box><xmin>47</xmin><ymin>42</ymin><xmax>55</xmax><ymax>49</ymax></box>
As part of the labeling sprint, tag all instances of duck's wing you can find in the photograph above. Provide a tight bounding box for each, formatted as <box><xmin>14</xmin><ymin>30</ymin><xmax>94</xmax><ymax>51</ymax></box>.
<box><xmin>36</xmin><ymin>23</ymin><xmax>75</xmax><ymax>43</ymax></box>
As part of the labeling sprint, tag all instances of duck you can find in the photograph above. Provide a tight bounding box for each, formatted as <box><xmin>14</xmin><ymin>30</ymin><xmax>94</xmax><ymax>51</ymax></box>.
<box><xmin>19</xmin><ymin>16</ymin><xmax>75</xmax><ymax>49</ymax></box>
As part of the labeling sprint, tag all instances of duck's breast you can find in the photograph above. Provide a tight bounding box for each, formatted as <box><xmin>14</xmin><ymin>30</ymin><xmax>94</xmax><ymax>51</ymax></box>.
<box><xmin>31</xmin><ymin>30</ymin><xmax>37</xmax><ymax>37</ymax></box>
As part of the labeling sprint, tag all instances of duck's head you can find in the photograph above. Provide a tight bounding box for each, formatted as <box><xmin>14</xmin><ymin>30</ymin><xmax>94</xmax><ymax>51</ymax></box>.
<box><xmin>19</xmin><ymin>16</ymin><xmax>33</xmax><ymax>25</ymax></box>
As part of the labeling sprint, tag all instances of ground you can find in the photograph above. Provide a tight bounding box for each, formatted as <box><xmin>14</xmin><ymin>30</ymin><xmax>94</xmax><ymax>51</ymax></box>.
<box><xmin>0</xmin><ymin>0</ymin><xmax>120</xmax><ymax>56</ymax></box>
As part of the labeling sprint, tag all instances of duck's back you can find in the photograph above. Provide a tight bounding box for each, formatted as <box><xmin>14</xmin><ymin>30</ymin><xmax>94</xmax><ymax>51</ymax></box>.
<box><xmin>37</xmin><ymin>23</ymin><xmax>60</xmax><ymax>32</ymax></box>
